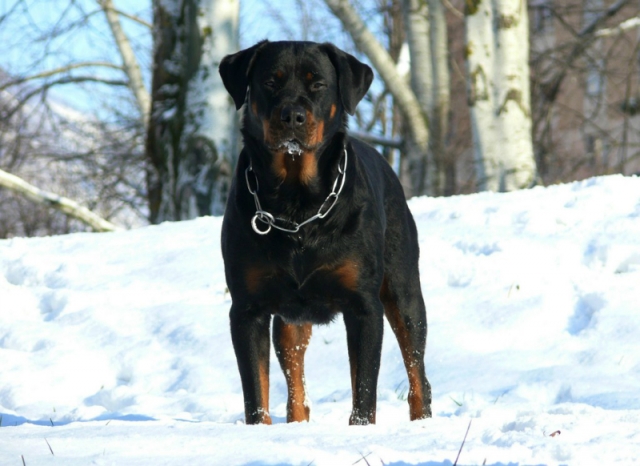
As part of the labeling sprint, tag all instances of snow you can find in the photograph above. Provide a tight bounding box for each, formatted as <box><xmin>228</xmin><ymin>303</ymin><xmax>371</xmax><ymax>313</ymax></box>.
<box><xmin>1</xmin><ymin>174</ymin><xmax>640</xmax><ymax>465</ymax></box>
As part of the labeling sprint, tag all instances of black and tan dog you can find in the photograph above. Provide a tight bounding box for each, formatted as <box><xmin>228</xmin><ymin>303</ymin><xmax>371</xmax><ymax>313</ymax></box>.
<box><xmin>219</xmin><ymin>40</ymin><xmax>431</xmax><ymax>425</ymax></box>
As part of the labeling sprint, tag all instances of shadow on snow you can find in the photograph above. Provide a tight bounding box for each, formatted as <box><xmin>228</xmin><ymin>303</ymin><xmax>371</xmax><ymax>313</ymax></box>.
<box><xmin>0</xmin><ymin>412</ymin><xmax>155</xmax><ymax>427</ymax></box>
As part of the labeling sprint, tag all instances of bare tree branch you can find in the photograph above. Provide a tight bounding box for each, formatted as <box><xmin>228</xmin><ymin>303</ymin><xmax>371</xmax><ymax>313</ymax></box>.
<box><xmin>0</xmin><ymin>62</ymin><xmax>124</xmax><ymax>92</ymax></box>
<box><xmin>0</xmin><ymin>0</ymin><xmax>23</xmax><ymax>27</ymax></box>
<box><xmin>97</xmin><ymin>0</ymin><xmax>150</xmax><ymax>127</ymax></box>
<box><xmin>442</xmin><ymin>0</ymin><xmax>464</xmax><ymax>19</ymax></box>
<box><xmin>348</xmin><ymin>129</ymin><xmax>403</xmax><ymax>149</ymax></box>
<box><xmin>111</xmin><ymin>8</ymin><xmax>152</xmax><ymax>29</ymax></box>
<box><xmin>362</xmin><ymin>89</ymin><xmax>390</xmax><ymax>133</ymax></box>
<box><xmin>579</xmin><ymin>0</ymin><xmax>630</xmax><ymax>37</ymax></box>
<box><xmin>2</xmin><ymin>76</ymin><xmax>128</xmax><ymax>121</ymax></box>
<box><xmin>544</xmin><ymin>0</ymin><xmax>631</xmax><ymax>100</ymax></box>
<box><xmin>0</xmin><ymin>168</ymin><xmax>120</xmax><ymax>232</ymax></box>
<box><xmin>595</xmin><ymin>15</ymin><xmax>640</xmax><ymax>37</ymax></box>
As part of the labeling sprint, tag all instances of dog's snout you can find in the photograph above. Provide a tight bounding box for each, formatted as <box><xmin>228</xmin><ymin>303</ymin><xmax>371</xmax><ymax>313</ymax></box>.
<box><xmin>281</xmin><ymin>105</ymin><xmax>306</xmax><ymax>128</ymax></box>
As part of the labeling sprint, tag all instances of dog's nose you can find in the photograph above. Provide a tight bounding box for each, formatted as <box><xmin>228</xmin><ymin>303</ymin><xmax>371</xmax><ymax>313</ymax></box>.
<box><xmin>281</xmin><ymin>105</ymin><xmax>306</xmax><ymax>128</ymax></box>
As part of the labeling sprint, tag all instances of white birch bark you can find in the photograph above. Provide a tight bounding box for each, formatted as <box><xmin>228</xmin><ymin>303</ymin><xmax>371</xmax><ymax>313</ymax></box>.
<box><xmin>465</xmin><ymin>0</ymin><xmax>536</xmax><ymax>191</ymax></box>
<box><xmin>402</xmin><ymin>0</ymin><xmax>433</xmax><ymax>196</ymax></box>
<box><xmin>403</xmin><ymin>0</ymin><xmax>452</xmax><ymax>195</ymax></box>
<box><xmin>403</xmin><ymin>0</ymin><xmax>432</xmax><ymax>119</ymax></box>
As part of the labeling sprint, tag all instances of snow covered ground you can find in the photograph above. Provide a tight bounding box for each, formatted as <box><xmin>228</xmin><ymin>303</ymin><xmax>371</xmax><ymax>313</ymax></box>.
<box><xmin>1</xmin><ymin>175</ymin><xmax>639</xmax><ymax>465</ymax></box>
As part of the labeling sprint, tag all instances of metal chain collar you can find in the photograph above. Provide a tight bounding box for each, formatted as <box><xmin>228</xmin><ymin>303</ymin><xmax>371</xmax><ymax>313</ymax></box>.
<box><xmin>245</xmin><ymin>148</ymin><xmax>348</xmax><ymax>235</ymax></box>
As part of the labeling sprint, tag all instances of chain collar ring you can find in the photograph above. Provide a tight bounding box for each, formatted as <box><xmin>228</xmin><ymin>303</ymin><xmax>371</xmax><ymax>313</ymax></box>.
<box><xmin>245</xmin><ymin>147</ymin><xmax>348</xmax><ymax>235</ymax></box>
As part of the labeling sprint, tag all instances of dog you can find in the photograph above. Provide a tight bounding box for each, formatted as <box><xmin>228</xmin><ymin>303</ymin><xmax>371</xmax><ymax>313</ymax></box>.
<box><xmin>218</xmin><ymin>40</ymin><xmax>431</xmax><ymax>425</ymax></box>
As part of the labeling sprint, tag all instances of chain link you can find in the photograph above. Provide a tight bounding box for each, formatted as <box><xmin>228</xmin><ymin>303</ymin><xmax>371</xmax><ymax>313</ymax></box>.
<box><xmin>245</xmin><ymin>148</ymin><xmax>348</xmax><ymax>235</ymax></box>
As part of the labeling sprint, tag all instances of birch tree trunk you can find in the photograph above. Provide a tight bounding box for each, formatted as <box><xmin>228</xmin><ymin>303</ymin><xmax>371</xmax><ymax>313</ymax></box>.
<box><xmin>465</xmin><ymin>0</ymin><xmax>536</xmax><ymax>191</ymax></box>
<box><xmin>427</xmin><ymin>0</ymin><xmax>452</xmax><ymax>195</ymax></box>
<box><xmin>402</xmin><ymin>0</ymin><xmax>451</xmax><ymax>196</ymax></box>
<box><xmin>147</xmin><ymin>0</ymin><xmax>239</xmax><ymax>223</ymax></box>
<box><xmin>402</xmin><ymin>0</ymin><xmax>432</xmax><ymax>196</ymax></box>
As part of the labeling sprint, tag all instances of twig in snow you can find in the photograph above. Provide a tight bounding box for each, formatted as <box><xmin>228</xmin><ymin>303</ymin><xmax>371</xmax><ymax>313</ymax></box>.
<box><xmin>453</xmin><ymin>419</ymin><xmax>472</xmax><ymax>466</ymax></box>
<box><xmin>353</xmin><ymin>450</ymin><xmax>372</xmax><ymax>465</ymax></box>
<box><xmin>493</xmin><ymin>391</ymin><xmax>507</xmax><ymax>404</ymax></box>
<box><xmin>21</xmin><ymin>455</ymin><xmax>26</xmax><ymax>465</ymax></box>
<box><xmin>49</xmin><ymin>418</ymin><xmax>54</xmax><ymax>427</ymax></box>
<box><xmin>550</xmin><ymin>430</ymin><xmax>561</xmax><ymax>437</ymax></box>
<box><xmin>45</xmin><ymin>438</ymin><xmax>54</xmax><ymax>455</ymax></box>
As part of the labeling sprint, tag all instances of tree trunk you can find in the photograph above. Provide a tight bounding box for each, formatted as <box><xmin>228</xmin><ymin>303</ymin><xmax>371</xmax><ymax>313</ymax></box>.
<box><xmin>402</xmin><ymin>0</ymin><xmax>451</xmax><ymax>196</ymax></box>
<box><xmin>146</xmin><ymin>0</ymin><xmax>239</xmax><ymax>223</ymax></box>
<box><xmin>465</xmin><ymin>0</ymin><xmax>536</xmax><ymax>191</ymax></box>
<box><xmin>427</xmin><ymin>0</ymin><xmax>452</xmax><ymax>195</ymax></box>
<box><xmin>402</xmin><ymin>0</ymin><xmax>432</xmax><ymax>196</ymax></box>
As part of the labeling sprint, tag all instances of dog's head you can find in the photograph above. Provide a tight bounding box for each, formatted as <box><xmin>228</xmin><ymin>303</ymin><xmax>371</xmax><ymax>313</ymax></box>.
<box><xmin>220</xmin><ymin>41</ymin><xmax>373</xmax><ymax>173</ymax></box>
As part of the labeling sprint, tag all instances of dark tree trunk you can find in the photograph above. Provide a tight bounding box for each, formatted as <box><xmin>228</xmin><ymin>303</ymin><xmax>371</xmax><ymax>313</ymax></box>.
<box><xmin>146</xmin><ymin>0</ymin><xmax>238</xmax><ymax>223</ymax></box>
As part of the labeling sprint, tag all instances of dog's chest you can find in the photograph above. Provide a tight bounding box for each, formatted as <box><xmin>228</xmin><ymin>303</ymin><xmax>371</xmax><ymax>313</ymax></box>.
<box><xmin>284</xmin><ymin>238</ymin><xmax>352</xmax><ymax>288</ymax></box>
<box><xmin>255</xmin><ymin>239</ymin><xmax>360</xmax><ymax>323</ymax></box>
<box><xmin>290</xmin><ymin>235</ymin><xmax>311</xmax><ymax>283</ymax></box>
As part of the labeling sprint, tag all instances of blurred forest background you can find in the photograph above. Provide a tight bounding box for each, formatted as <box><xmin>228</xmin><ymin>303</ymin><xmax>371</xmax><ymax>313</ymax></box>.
<box><xmin>1</xmin><ymin>0</ymin><xmax>639</xmax><ymax>238</ymax></box>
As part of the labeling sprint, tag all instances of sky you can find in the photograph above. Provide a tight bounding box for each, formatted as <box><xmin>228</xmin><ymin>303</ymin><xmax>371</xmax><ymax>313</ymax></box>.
<box><xmin>0</xmin><ymin>0</ymin><xmax>381</xmax><ymax>117</ymax></box>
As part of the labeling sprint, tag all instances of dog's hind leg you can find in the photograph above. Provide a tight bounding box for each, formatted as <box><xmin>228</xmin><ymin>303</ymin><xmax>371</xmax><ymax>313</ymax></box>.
<box><xmin>380</xmin><ymin>275</ymin><xmax>432</xmax><ymax>420</ymax></box>
<box><xmin>272</xmin><ymin>316</ymin><xmax>312</xmax><ymax>422</ymax></box>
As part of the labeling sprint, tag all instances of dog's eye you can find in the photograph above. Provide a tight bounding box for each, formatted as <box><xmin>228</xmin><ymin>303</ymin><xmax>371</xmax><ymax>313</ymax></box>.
<box><xmin>264</xmin><ymin>80</ymin><xmax>276</xmax><ymax>89</ymax></box>
<box><xmin>311</xmin><ymin>82</ymin><xmax>326</xmax><ymax>91</ymax></box>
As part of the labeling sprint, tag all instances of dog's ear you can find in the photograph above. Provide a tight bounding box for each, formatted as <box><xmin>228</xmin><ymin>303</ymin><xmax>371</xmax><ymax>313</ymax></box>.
<box><xmin>219</xmin><ymin>40</ymin><xmax>268</xmax><ymax>110</ymax></box>
<box><xmin>321</xmin><ymin>43</ymin><xmax>373</xmax><ymax>115</ymax></box>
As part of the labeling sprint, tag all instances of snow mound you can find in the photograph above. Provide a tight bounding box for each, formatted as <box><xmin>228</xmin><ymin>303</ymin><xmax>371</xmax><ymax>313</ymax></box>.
<box><xmin>1</xmin><ymin>175</ymin><xmax>639</xmax><ymax>465</ymax></box>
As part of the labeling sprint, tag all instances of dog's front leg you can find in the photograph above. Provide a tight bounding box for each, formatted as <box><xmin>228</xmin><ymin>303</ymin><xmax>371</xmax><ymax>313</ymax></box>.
<box><xmin>230</xmin><ymin>307</ymin><xmax>272</xmax><ymax>424</ymax></box>
<box><xmin>343</xmin><ymin>306</ymin><xmax>384</xmax><ymax>425</ymax></box>
<box><xmin>272</xmin><ymin>316</ymin><xmax>312</xmax><ymax>423</ymax></box>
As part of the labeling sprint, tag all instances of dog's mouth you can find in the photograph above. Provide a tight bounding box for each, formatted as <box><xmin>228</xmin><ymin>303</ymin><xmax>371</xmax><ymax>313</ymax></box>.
<box><xmin>278</xmin><ymin>139</ymin><xmax>304</xmax><ymax>158</ymax></box>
